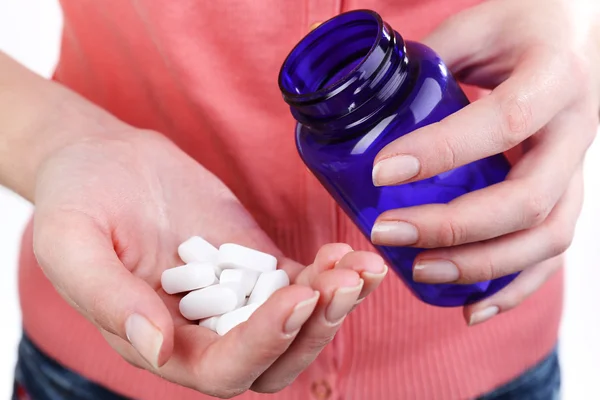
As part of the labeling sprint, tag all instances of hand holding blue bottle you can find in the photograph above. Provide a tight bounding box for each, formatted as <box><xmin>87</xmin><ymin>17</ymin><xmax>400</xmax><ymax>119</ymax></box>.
<box><xmin>371</xmin><ymin>0</ymin><xmax>600</xmax><ymax>324</ymax></box>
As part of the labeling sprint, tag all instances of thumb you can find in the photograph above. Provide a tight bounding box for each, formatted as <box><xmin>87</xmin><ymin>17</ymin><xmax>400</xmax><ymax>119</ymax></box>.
<box><xmin>33</xmin><ymin>210</ymin><xmax>173</xmax><ymax>369</ymax></box>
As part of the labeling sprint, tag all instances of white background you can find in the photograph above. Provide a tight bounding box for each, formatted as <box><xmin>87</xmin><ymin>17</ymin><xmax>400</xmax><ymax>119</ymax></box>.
<box><xmin>0</xmin><ymin>1</ymin><xmax>599</xmax><ymax>399</ymax></box>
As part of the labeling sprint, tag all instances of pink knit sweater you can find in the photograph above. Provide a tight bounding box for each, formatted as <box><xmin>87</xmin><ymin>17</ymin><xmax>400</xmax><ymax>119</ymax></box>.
<box><xmin>18</xmin><ymin>1</ymin><xmax>563</xmax><ymax>399</ymax></box>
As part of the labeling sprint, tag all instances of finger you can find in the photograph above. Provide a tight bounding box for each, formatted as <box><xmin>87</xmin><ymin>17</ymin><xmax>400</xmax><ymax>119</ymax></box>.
<box><xmin>412</xmin><ymin>169</ymin><xmax>583</xmax><ymax>284</ymax></box>
<box><xmin>333</xmin><ymin>250</ymin><xmax>387</xmax><ymax>299</ymax></box>
<box><xmin>421</xmin><ymin>0</ymin><xmax>514</xmax><ymax>83</ymax></box>
<box><xmin>168</xmin><ymin>285</ymin><xmax>318</xmax><ymax>397</ymax></box>
<box><xmin>464</xmin><ymin>256</ymin><xmax>562</xmax><ymax>326</ymax></box>
<box><xmin>421</xmin><ymin>2</ymin><xmax>494</xmax><ymax>69</ymax></box>
<box><xmin>252</xmin><ymin>267</ymin><xmax>362</xmax><ymax>393</ymax></box>
<box><xmin>294</xmin><ymin>243</ymin><xmax>354</xmax><ymax>286</ymax></box>
<box><xmin>100</xmin><ymin>289</ymin><xmax>190</xmax><ymax>371</ymax></box>
<box><xmin>33</xmin><ymin>210</ymin><xmax>174</xmax><ymax>368</ymax></box>
<box><xmin>372</xmin><ymin>52</ymin><xmax>579</xmax><ymax>187</ymax></box>
<box><xmin>371</xmin><ymin>111</ymin><xmax>595</xmax><ymax>248</ymax></box>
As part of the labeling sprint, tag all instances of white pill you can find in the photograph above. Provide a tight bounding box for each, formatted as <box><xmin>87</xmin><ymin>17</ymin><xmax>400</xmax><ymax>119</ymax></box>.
<box><xmin>247</xmin><ymin>270</ymin><xmax>290</xmax><ymax>305</ymax></box>
<box><xmin>161</xmin><ymin>263</ymin><xmax>217</xmax><ymax>295</ymax></box>
<box><xmin>219</xmin><ymin>269</ymin><xmax>260</xmax><ymax>296</ymax></box>
<box><xmin>178</xmin><ymin>236</ymin><xmax>219</xmax><ymax>265</ymax></box>
<box><xmin>179</xmin><ymin>283</ymin><xmax>245</xmax><ymax>320</ymax></box>
<box><xmin>218</xmin><ymin>243</ymin><xmax>277</xmax><ymax>273</ymax></box>
<box><xmin>198</xmin><ymin>316</ymin><xmax>219</xmax><ymax>332</ymax></box>
<box><xmin>216</xmin><ymin>303</ymin><xmax>260</xmax><ymax>336</ymax></box>
<box><xmin>225</xmin><ymin>282</ymin><xmax>248</xmax><ymax>308</ymax></box>
<box><xmin>214</xmin><ymin>266</ymin><xmax>223</xmax><ymax>278</ymax></box>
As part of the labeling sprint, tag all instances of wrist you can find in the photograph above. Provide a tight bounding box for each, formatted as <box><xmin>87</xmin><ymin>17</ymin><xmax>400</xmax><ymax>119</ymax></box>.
<box><xmin>0</xmin><ymin>52</ymin><xmax>128</xmax><ymax>201</ymax></box>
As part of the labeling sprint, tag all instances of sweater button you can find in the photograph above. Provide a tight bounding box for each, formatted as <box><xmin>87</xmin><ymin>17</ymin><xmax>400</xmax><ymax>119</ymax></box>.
<box><xmin>311</xmin><ymin>379</ymin><xmax>332</xmax><ymax>399</ymax></box>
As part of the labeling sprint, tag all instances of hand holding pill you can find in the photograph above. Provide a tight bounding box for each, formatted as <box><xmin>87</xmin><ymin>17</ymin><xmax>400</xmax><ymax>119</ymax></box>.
<box><xmin>32</xmin><ymin>130</ymin><xmax>387</xmax><ymax>397</ymax></box>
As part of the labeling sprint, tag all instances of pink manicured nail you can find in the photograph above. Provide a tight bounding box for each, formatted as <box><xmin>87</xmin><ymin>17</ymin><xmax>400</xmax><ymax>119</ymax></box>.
<box><xmin>325</xmin><ymin>280</ymin><xmax>364</xmax><ymax>324</ymax></box>
<box><xmin>284</xmin><ymin>291</ymin><xmax>320</xmax><ymax>334</ymax></box>
<box><xmin>372</xmin><ymin>156</ymin><xmax>420</xmax><ymax>186</ymax></box>
<box><xmin>413</xmin><ymin>260</ymin><xmax>460</xmax><ymax>283</ymax></box>
<box><xmin>469</xmin><ymin>306</ymin><xmax>500</xmax><ymax>326</ymax></box>
<box><xmin>125</xmin><ymin>314</ymin><xmax>163</xmax><ymax>369</ymax></box>
<box><xmin>362</xmin><ymin>264</ymin><xmax>389</xmax><ymax>281</ymax></box>
<box><xmin>371</xmin><ymin>221</ymin><xmax>419</xmax><ymax>245</ymax></box>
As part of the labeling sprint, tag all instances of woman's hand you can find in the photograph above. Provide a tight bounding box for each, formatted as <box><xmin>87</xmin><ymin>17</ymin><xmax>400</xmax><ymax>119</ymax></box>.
<box><xmin>32</xmin><ymin>128</ymin><xmax>386</xmax><ymax>398</ymax></box>
<box><xmin>0</xmin><ymin>48</ymin><xmax>386</xmax><ymax>397</ymax></box>
<box><xmin>371</xmin><ymin>0</ymin><xmax>599</xmax><ymax>324</ymax></box>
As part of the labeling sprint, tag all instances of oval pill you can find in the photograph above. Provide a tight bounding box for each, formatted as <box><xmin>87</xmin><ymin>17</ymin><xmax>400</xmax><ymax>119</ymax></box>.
<box><xmin>221</xmin><ymin>282</ymin><xmax>248</xmax><ymax>308</ymax></box>
<box><xmin>161</xmin><ymin>263</ymin><xmax>217</xmax><ymax>294</ymax></box>
<box><xmin>178</xmin><ymin>236</ymin><xmax>219</xmax><ymax>265</ymax></box>
<box><xmin>247</xmin><ymin>269</ymin><xmax>290</xmax><ymax>305</ymax></box>
<box><xmin>179</xmin><ymin>283</ymin><xmax>245</xmax><ymax>320</ymax></box>
<box><xmin>220</xmin><ymin>269</ymin><xmax>260</xmax><ymax>296</ymax></box>
<box><xmin>216</xmin><ymin>303</ymin><xmax>260</xmax><ymax>336</ymax></box>
<box><xmin>217</xmin><ymin>243</ymin><xmax>277</xmax><ymax>273</ymax></box>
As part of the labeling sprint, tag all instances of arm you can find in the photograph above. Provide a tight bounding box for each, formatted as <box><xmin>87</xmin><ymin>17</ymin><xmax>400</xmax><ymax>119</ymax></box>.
<box><xmin>0</xmin><ymin>51</ymin><xmax>125</xmax><ymax>201</ymax></box>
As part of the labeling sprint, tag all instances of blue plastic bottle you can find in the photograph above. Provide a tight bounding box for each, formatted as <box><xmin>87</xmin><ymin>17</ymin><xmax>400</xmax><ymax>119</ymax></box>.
<box><xmin>278</xmin><ymin>10</ymin><xmax>517</xmax><ymax>306</ymax></box>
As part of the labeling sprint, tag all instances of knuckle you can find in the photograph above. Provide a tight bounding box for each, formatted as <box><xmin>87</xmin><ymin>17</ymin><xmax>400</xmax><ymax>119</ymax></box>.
<box><xmin>437</xmin><ymin>131</ymin><xmax>459</xmax><ymax>172</ymax></box>
<box><xmin>253</xmin><ymin>340</ymin><xmax>292</xmax><ymax>362</ymax></box>
<box><xmin>475</xmin><ymin>258</ymin><xmax>497</xmax><ymax>282</ymax></box>
<box><xmin>303</xmin><ymin>333</ymin><xmax>336</xmax><ymax>352</ymax></box>
<box><xmin>497</xmin><ymin>94</ymin><xmax>533</xmax><ymax>147</ymax></box>
<box><xmin>437</xmin><ymin>217</ymin><xmax>467</xmax><ymax>247</ymax></box>
<box><xmin>524</xmin><ymin>192</ymin><xmax>553</xmax><ymax>226</ymax></box>
<box><xmin>546</xmin><ymin>227</ymin><xmax>574</xmax><ymax>257</ymax></box>
<box><xmin>460</xmin><ymin>251</ymin><xmax>497</xmax><ymax>283</ymax></box>
<box><xmin>503</xmin><ymin>285</ymin><xmax>528</xmax><ymax>310</ymax></box>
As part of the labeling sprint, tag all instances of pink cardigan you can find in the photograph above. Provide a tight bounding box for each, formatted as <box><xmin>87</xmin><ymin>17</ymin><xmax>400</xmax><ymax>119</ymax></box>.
<box><xmin>18</xmin><ymin>0</ymin><xmax>563</xmax><ymax>398</ymax></box>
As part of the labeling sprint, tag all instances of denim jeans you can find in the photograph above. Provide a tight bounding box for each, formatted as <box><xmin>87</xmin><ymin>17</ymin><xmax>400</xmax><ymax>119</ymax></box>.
<box><xmin>13</xmin><ymin>333</ymin><xmax>560</xmax><ymax>400</ymax></box>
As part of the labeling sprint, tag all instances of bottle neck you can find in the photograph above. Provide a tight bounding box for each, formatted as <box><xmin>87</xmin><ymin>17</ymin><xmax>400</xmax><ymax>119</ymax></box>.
<box><xmin>278</xmin><ymin>10</ymin><xmax>410</xmax><ymax>139</ymax></box>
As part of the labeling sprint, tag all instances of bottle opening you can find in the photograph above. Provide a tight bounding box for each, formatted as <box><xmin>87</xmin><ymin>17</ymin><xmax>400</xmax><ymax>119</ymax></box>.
<box><xmin>279</xmin><ymin>10</ymin><xmax>381</xmax><ymax>98</ymax></box>
<box><xmin>278</xmin><ymin>10</ymin><xmax>408</xmax><ymax>134</ymax></box>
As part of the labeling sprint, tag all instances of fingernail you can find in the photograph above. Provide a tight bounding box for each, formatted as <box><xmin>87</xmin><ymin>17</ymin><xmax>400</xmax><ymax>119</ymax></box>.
<box><xmin>371</xmin><ymin>221</ymin><xmax>418</xmax><ymax>245</ymax></box>
<box><xmin>326</xmin><ymin>279</ymin><xmax>364</xmax><ymax>324</ymax></box>
<box><xmin>125</xmin><ymin>314</ymin><xmax>163</xmax><ymax>369</ymax></box>
<box><xmin>372</xmin><ymin>156</ymin><xmax>420</xmax><ymax>186</ymax></box>
<box><xmin>413</xmin><ymin>260</ymin><xmax>460</xmax><ymax>283</ymax></box>
<box><xmin>284</xmin><ymin>291</ymin><xmax>320</xmax><ymax>334</ymax></box>
<box><xmin>469</xmin><ymin>306</ymin><xmax>500</xmax><ymax>326</ymax></box>
<box><xmin>362</xmin><ymin>264</ymin><xmax>389</xmax><ymax>281</ymax></box>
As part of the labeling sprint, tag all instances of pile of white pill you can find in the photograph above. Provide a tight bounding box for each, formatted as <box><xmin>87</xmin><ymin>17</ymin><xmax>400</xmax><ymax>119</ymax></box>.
<box><xmin>161</xmin><ymin>236</ymin><xmax>290</xmax><ymax>336</ymax></box>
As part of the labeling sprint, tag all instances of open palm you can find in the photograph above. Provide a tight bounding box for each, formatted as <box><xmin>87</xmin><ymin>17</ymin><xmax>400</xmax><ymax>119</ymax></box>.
<box><xmin>31</xmin><ymin>129</ymin><xmax>386</xmax><ymax>398</ymax></box>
